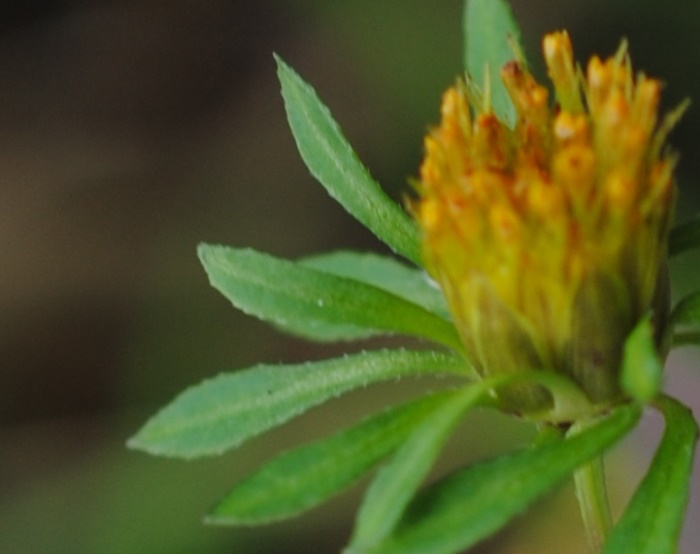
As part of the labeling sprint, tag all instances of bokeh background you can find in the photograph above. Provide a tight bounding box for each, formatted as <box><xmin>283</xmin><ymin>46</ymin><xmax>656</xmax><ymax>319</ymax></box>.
<box><xmin>2</xmin><ymin>1</ymin><xmax>700</xmax><ymax>552</ymax></box>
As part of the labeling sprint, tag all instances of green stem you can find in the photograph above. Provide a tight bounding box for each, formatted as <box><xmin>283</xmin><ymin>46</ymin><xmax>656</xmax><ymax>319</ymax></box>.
<box><xmin>573</xmin><ymin>453</ymin><xmax>612</xmax><ymax>553</ymax></box>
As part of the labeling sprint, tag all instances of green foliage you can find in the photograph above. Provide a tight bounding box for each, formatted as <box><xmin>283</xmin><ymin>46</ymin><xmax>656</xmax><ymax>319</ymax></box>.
<box><xmin>348</xmin><ymin>383</ymin><xmax>495</xmax><ymax>552</ymax></box>
<box><xmin>670</xmin><ymin>290</ymin><xmax>700</xmax><ymax>347</ymax></box>
<box><xmin>300</xmin><ymin>250</ymin><xmax>451</xmax><ymax>321</ymax></box>
<box><xmin>464</xmin><ymin>0</ymin><xmax>521</xmax><ymax>127</ymax></box>
<box><xmin>128</xmin><ymin>349</ymin><xmax>467</xmax><ymax>459</ymax></box>
<box><xmin>198</xmin><ymin>244</ymin><xmax>463</xmax><ymax>350</ymax></box>
<box><xmin>207</xmin><ymin>392</ymin><xmax>454</xmax><ymax>525</ymax></box>
<box><xmin>276</xmin><ymin>55</ymin><xmax>421</xmax><ymax>265</ymax></box>
<box><xmin>129</xmin><ymin>1</ymin><xmax>699</xmax><ymax>552</ymax></box>
<box><xmin>621</xmin><ymin>316</ymin><xmax>663</xmax><ymax>402</ymax></box>
<box><xmin>671</xmin><ymin>290</ymin><xmax>700</xmax><ymax>326</ymax></box>
<box><xmin>603</xmin><ymin>396</ymin><xmax>699</xmax><ymax>553</ymax></box>
<box><xmin>369</xmin><ymin>405</ymin><xmax>641</xmax><ymax>554</ymax></box>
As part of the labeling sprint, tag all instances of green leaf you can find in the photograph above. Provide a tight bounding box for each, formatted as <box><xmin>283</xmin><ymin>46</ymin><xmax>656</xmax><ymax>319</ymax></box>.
<box><xmin>206</xmin><ymin>392</ymin><xmax>453</xmax><ymax>525</ymax></box>
<box><xmin>669</xmin><ymin>215</ymin><xmax>700</xmax><ymax>257</ymax></box>
<box><xmin>603</xmin><ymin>396</ymin><xmax>698</xmax><ymax>554</ymax></box>
<box><xmin>670</xmin><ymin>290</ymin><xmax>700</xmax><ymax>328</ymax></box>
<box><xmin>276</xmin><ymin>55</ymin><xmax>421</xmax><ymax>265</ymax></box>
<box><xmin>670</xmin><ymin>290</ymin><xmax>700</xmax><ymax>348</ymax></box>
<box><xmin>127</xmin><ymin>349</ymin><xmax>468</xmax><ymax>459</ymax></box>
<box><xmin>621</xmin><ymin>316</ymin><xmax>663</xmax><ymax>403</ymax></box>
<box><xmin>370</xmin><ymin>404</ymin><xmax>641</xmax><ymax>554</ymax></box>
<box><xmin>300</xmin><ymin>250</ymin><xmax>450</xmax><ymax>320</ymax></box>
<box><xmin>347</xmin><ymin>382</ymin><xmax>493</xmax><ymax>552</ymax></box>
<box><xmin>198</xmin><ymin>244</ymin><xmax>462</xmax><ymax>351</ymax></box>
<box><xmin>464</xmin><ymin>0</ymin><xmax>522</xmax><ymax>127</ymax></box>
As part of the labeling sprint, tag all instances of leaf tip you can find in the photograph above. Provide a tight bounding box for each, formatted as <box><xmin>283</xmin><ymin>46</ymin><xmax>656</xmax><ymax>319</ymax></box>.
<box><xmin>274</xmin><ymin>53</ymin><xmax>295</xmax><ymax>87</ymax></box>
<box><xmin>125</xmin><ymin>429</ymin><xmax>159</xmax><ymax>456</ymax></box>
<box><xmin>197</xmin><ymin>241</ymin><xmax>214</xmax><ymax>258</ymax></box>
<box><xmin>202</xmin><ymin>513</ymin><xmax>221</xmax><ymax>526</ymax></box>
<box><xmin>197</xmin><ymin>242</ymin><xmax>226</xmax><ymax>277</ymax></box>
<box><xmin>125</xmin><ymin>434</ymin><xmax>142</xmax><ymax>451</ymax></box>
<box><xmin>621</xmin><ymin>316</ymin><xmax>663</xmax><ymax>404</ymax></box>
<box><xmin>272</xmin><ymin>51</ymin><xmax>285</xmax><ymax>67</ymax></box>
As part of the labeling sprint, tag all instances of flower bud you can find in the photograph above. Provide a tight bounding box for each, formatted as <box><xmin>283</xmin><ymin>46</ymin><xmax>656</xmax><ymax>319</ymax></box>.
<box><xmin>416</xmin><ymin>32</ymin><xmax>678</xmax><ymax>416</ymax></box>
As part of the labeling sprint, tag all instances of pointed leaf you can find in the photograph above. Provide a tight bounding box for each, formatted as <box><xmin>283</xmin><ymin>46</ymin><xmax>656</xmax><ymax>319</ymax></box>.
<box><xmin>621</xmin><ymin>316</ymin><xmax>663</xmax><ymax>403</ymax></box>
<box><xmin>603</xmin><ymin>396</ymin><xmax>698</xmax><ymax>554</ymax></box>
<box><xmin>371</xmin><ymin>404</ymin><xmax>641</xmax><ymax>554</ymax></box>
<box><xmin>465</xmin><ymin>0</ymin><xmax>522</xmax><ymax>127</ymax></box>
<box><xmin>127</xmin><ymin>349</ymin><xmax>468</xmax><ymax>459</ymax></box>
<box><xmin>207</xmin><ymin>392</ymin><xmax>453</xmax><ymax>525</ymax></box>
<box><xmin>669</xmin><ymin>215</ymin><xmax>700</xmax><ymax>257</ymax></box>
<box><xmin>276</xmin><ymin>55</ymin><xmax>421</xmax><ymax>264</ymax></box>
<box><xmin>347</xmin><ymin>382</ymin><xmax>492</xmax><ymax>552</ymax></box>
<box><xmin>300</xmin><ymin>250</ymin><xmax>450</xmax><ymax>320</ymax></box>
<box><xmin>199</xmin><ymin>244</ymin><xmax>463</xmax><ymax>351</ymax></box>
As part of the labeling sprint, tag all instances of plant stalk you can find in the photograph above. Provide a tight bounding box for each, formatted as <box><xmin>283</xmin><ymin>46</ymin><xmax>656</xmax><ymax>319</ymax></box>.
<box><xmin>574</xmin><ymin>453</ymin><xmax>612</xmax><ymax>553</ymax></box>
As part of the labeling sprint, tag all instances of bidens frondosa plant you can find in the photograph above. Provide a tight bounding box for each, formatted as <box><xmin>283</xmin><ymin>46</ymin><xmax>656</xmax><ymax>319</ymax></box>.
<box><xmin>417</xmin><ymin>30</ymin><xmax>678</xmax><ymax>413</ymax></box>
<box><xmin>129</xmin><ymin>1</ymin><xmax>699</xmax><ymax>553</ymax></box>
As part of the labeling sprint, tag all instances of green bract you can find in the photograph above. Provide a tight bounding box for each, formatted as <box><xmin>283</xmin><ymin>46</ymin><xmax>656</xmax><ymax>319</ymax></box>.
<box><xmin>129</xmin><ymin>1</ymin><xmax>699</xmax><ymax>552</ymax></box>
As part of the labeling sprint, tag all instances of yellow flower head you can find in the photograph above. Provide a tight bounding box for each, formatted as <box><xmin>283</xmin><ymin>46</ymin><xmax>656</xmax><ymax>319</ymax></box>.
<box><xmin>417</xmin><ymin>32</ymin><xmax>682</xmax><ymax>412</ymax></box>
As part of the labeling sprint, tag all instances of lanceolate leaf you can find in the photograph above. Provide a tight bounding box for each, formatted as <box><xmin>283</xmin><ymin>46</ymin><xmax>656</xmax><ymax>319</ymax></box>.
<box><xmin>370</xmin><ymin>404</ymin><xmax>641</xmax><ymax>554</ymax></box>
<box><xmin>465</xmin><ymin>0</ymin><xmax>522</xmax><ymax>127</ymax></box>
<box><xmin>603</xmin><ymin>396</ymin><xmax>699</xmax><ymax>554</ymax></box>
<box><xmin>206</xmin><ymin>392</ymin><xmax>455</xmax><ymax>525</ymax></box>
<box><xmin>347</xmin><ymin>382</ymin><xmax>493</xmax><ymax>552</ymax></box>
<box><xmin>127</xmin><ymin>349</ymin><xmax>468</xmax><ymax>459</ymax></box>
<box><xmin>198</xmin><ymin>244</ymin><xmax>462</xmax><ymax>351</ymax></box>
<box><xmin>276</xmin><ymin>55</ymin><xmax>421</xmax><ymax>265</ymax></box>
<box><xmin>300</xmin><ymin>250</ymin><xmax>450</xmax><ymax>320</ymax></box>
<box><xmin>669</xmin><ymin>215</ymin><xmax>700</xmax><ymax>257</ymax></box>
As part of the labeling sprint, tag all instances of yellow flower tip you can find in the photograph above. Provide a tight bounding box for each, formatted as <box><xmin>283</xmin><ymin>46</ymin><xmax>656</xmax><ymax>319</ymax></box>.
<box><xmin>605</xmin><ymin>172</ymin><xmax>636</xmax><ymax>210</ymax></box>
<box><xmin>473</xmin><ymin>112</ymin><xmax>510</xmax><ymax>170</ymax></box>
<box><xmin>440</xmin><ymin>86</ymin><xmax>471</xmax><ymax>128</ymax></box>
<box><xmin>416</xmin><ymin>31</ymin><xmax>682</xmax><ymax>416</ymax></box>
<box><xmin>419</xmin><ymin>197</ymin><xmax>441</xmax><ymax>232</ymax></box>
<box><xmin>543</xmin><ymin>31</ymin><xmax>572</xmax><ymax>62</ymax></box>
<box><xmin>501</xmin><ymin>61</ymin><xmax>549</xmax><ymax>112</ymax></box>
<box><xmin>552</xmin><ymin>144</ymin><xmax>596</xmax><ymax>199</ymax></box>
<box><xmin>543</xmin><ymin>30</ymin><xmax>582</xmax><ymax>113</ymax></box>
<box><xmin>553</xmin><ymin>112</ymin><xmax>589</xmax><ymax>144</ymax></box>
<box><xmin>586</xmin><ymin>55</ymin><xmax>606</xmax><ymax>89</ymax></box>
<box><xmin>632</xmin><ymin>77</ymin><xmax>661</xmax><ymax>134</ymax></box>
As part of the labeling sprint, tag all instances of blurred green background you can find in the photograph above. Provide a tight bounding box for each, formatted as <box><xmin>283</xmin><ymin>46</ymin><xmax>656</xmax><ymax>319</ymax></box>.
<box><xmin>1</xmin><ymin>1</ymin><xmax>699</xmax><ymax>552</ymax></box>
